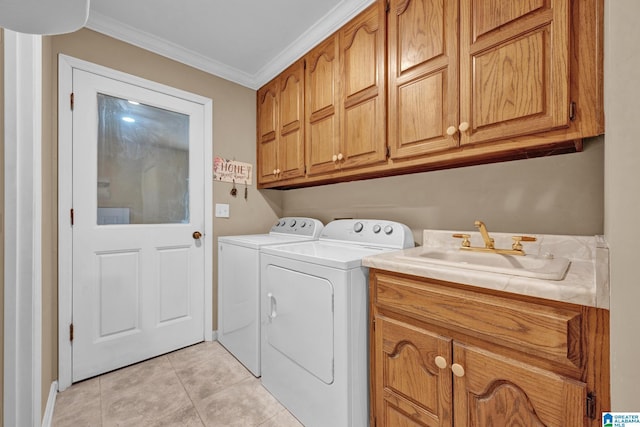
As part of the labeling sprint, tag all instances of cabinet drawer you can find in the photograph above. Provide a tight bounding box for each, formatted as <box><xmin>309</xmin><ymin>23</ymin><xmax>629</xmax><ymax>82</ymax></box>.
<box><xmin>373</xmin><ymin>272</ymin><xmax>582</xmax><ymax>369</ymax></box>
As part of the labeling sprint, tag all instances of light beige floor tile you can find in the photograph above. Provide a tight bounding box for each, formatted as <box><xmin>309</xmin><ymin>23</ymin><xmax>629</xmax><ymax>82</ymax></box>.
<box><xmin>53</xmin><ymin>342</ymin><xmax>297</xmax><ymax>427</ymax></box>
<box><xmin>167</xmin><ymin>341</ymin><xmax>227</xmax><ymax>372</ymax></box>
<box><xmin>194</xmin><ymin>378</ymin><xmax>282</xmax><ymax>427</ymax></box>
<box><xmin>52</xmin><ymin>377</ymin><xmax>102</xmax><ymax>427</ymax></box>
<box><xmin>174</xmin><ymin>350</ymin><xmax>254</xmax><ymax>403</ymax></box>
<box><xmin>142</xmin><ymin>404</ymin><xmax>205</xmax><ymax>427</ymax></box>
<box><xmin>258</xmin><ymin>408</ymin><xmax>304</xmax><ymax>427</ymax></box>
<box><xmin>101</xmin><ymin>363</ymin><xmax>194</xmax><ymax>427</ymax></box>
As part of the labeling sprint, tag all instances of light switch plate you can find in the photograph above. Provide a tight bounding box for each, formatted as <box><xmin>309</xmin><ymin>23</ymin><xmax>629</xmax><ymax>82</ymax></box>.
<box><xmin>215</xmin><ymin>203</ymin><xmax>230</xmax><ymax>218</ymax></box>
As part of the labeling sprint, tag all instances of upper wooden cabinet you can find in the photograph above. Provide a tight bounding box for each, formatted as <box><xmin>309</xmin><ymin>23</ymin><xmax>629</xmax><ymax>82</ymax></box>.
<box><xmin>257</xmin><ymin>59</ymin><xmax>305</xmax><ymax>185</ymax></box>
<box><xmin>257</xmin><ymin>0</ymin><xmax>603</xmax><ymax>188</ymax></box>
<box><xmin>306</xmin><ymin>1</ymin><xmax>387</xmax><ymax>177</ymax></box>
<box><xmin>389</xmin><ymin>0</ymin><xmax>576</xmax><ymax>159</ymax></box>
<box><xmin>459</xmin><ymin>0</ymin><xmax>571</xmax><ymax>146</ymax></box>
<box><xmin>387</xmin><ymin>0</ymin><xmax>459</xmax><ymax>159</ymax></box>
<box><xmin>339</xmin><ymin>1</ymin><xmax>387</xmax><ymax>171</ymax></box>
<box><xmin>305</xmin><ymin>35</ymin><xmax>341</xmax><ymax>177</ymax></box>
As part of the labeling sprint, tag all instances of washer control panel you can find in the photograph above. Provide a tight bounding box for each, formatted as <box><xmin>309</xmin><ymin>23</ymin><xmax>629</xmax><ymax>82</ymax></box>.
<box><xmin>321</xmin><ymin>219</ymin><xmax>414</xmax><ymax>249</ymax></box>
<box><xmin>270</xmin><ymin>217</ymin><xmax>324</xmax><ymax>238</ymax></box>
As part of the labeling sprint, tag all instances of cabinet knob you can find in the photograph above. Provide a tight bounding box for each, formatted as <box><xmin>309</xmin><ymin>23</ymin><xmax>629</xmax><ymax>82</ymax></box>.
<box><xmin>458</xmin><ymin>122</ymin><xmax>470</xmax><ymax>132</ymax></box>
<box><xmin>332</xmin><ymin>154</ymin><xmax>338</xmax><ymax>162</ymax></box>
<box><xmin>276</xmin><ymin>168</ymin><xmax>281</xmax><ymax>175</ymax></box>
<box><xmin>451</xmin><ymin>363</ymin><xmax>465</xmax><ymax>377</ymax></box>
<box><xmin>435</xmin><ymin>356</ymin><xmax>448</xmax><ymax>369</ymax></box>
<box><xmin>337</xmin><ymin>153</ymin><xmax>344</xmax><ymax>161</ymax></box>
<box><xmin>446</xmin><ymin>126</ymin><xmax>457</xmax><ymax>136</ymax></box>
<box><xmin>273</xmin><ymin>169</ymin><xmax>277</xmax><ymax>175</ymax></box>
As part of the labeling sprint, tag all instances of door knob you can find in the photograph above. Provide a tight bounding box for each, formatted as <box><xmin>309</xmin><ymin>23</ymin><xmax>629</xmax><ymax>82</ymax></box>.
<box><xmin>193</xmin><ymin>231</ymin><xmax>203</xmax><ymax>240</ymax></box>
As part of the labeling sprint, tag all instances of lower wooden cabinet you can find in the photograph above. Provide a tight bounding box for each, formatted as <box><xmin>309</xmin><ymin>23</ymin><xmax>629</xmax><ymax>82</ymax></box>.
<box><xmin>369</xmin><ymin>270</ymin><xmax>610</xmax><ymax>427</ymax></box>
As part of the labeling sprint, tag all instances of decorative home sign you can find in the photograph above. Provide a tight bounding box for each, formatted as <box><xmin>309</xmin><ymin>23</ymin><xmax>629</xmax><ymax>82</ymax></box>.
<box><xmin>214</xmin><ymin>157</ymin><xmax>253</xmax><ymax>185</ymax></box>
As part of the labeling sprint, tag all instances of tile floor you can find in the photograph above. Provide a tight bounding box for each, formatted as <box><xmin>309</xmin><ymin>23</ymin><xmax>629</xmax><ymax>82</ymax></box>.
<box><xmin>52</xmin><ymin>341</ymin><xmax>304</xmax><ymax>427</ymax></box>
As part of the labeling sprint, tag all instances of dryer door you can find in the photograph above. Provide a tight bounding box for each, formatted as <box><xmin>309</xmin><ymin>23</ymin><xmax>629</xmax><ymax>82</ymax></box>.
<box><xmin>264</xmin><ymin>265</ymin><xmax>335</xmax><ymax>384</ymax></box>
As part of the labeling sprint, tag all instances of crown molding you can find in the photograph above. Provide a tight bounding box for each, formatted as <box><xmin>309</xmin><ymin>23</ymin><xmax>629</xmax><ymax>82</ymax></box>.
<box><xmin>85</xmin><ymin>0</ymin><xmax>375</xmax><ymax>90</ymax></box>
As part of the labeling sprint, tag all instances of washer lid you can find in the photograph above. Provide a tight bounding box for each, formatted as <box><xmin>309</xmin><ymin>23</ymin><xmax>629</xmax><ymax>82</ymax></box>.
<box><xmin>218</xmin><ymin>233</ymin><xmax>314</xmax><ymax>249</ymax></box>
<box><xmin>260</xmin><ymin>240</ymin><xmax>393</xmax><ymax>269</ymax></box>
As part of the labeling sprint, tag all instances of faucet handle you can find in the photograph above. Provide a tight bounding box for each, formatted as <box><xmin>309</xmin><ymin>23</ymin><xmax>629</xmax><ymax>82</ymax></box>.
<box><xmin>453</xmin><ymin>233</ymin><xmax>471</xmax><ymax>247</ymax></box>
<box><xmin>512</xmin><ymin>235</ymin><xmax>537</xmax><ymax>251</ymax></box>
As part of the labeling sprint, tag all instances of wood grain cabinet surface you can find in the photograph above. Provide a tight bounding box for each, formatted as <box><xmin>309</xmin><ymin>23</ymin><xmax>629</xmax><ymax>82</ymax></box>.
<box><xmin>257</xmin><ymin>0</ymin><xmax>604</xmax><ymax>188</ymax></box>
<box><xmin>369</xmin><ymin>269</ymin><xmax>610</xmax><ymax>427</ymax></box>
<box><xmin>257</xmin><ymin>59</ymin><xmax>305</xmax><ymax>185</ymax></box>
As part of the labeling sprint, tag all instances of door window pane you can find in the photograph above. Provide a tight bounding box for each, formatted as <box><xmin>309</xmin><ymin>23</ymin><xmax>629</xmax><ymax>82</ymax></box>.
<box><xmin>97</xmin><ymin>93</ymin><xmax>190</xmax><ymax>225</ymax></box>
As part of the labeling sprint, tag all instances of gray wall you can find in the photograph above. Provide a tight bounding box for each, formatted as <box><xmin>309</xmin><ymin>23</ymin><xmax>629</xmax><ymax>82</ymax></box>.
<box><xmin>283</xmin><ymin>137</ymin><xmax>604</xmax><ymax>244</ymax></box>
<box><xmin>604</xmin><ymin>0</ymin><xmax>640</xmax><ymax>410</ymax></box>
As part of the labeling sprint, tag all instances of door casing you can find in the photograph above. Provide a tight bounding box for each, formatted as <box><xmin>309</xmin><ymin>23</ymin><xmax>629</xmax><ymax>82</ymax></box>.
<box><xmin>57</xmin><ymin>54</ymin><xmax>213</xmax><ymax>391</ymax></box>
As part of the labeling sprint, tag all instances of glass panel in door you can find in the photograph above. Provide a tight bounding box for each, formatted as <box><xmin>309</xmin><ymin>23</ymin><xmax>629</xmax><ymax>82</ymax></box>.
<box><xmin>96</xmin><ymin>93</ymin><xmax>190</xmax><ymax>225</ymax></box>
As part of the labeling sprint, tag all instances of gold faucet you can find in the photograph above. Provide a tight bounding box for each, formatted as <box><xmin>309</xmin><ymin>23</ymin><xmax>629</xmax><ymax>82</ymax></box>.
<box><xmin>475</xmin><ymin>220</ymin><xmax>494</xmax><ymax>249</ymax></box>
<box><xmin>452</xmin><ymin>220</ymin><xmax>537</xmax><ymax>256</ymax></box>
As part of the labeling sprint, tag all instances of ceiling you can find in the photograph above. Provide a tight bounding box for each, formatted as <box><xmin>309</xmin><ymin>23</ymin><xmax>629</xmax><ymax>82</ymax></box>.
<box><xmin>86</xmin><ymin>0</ymin><xmax>376</xmax><ymax>90</ymax></box>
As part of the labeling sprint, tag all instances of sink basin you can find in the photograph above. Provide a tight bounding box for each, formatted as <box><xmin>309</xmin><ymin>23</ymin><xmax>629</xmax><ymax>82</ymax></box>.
<box><xmin>399</xmin><ymin>249</ymin><xmax>570</xmax><ymax>280</ymax></box>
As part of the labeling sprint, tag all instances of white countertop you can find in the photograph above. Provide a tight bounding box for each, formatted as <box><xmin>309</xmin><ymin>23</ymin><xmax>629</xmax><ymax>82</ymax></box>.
<box><xmin>362</xmin><ymin>229</ymin><xmax>610</xmax><ymax>309</ymax></box>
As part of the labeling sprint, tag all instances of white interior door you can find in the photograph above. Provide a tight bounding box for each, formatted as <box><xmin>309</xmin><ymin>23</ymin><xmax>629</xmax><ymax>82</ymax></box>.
<box><xmin>71</xmin><ymin>68</ymin><xmax>206</xmax><ymax>382</ymax></box>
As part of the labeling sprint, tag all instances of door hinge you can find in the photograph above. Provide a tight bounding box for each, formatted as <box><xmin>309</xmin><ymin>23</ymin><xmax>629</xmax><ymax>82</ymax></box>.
<box><xmin>70</xmin><ymin>92</ymin><xmax>74</xmax><ymax>110</ymax></box>
<box><xmin>569</xmin><ymin>101</ymin><xmax>576</xmax><ymax>121</ymax></box>
<box><xmin>386</xmin><ymin>145</ymin><xmax>390</xmax><ymax>158</ymax></box>
<box><xmin>586</xmin><ymin>392</ymin><xmax>596</xmax><ymax>419</ymax></box>
<box><xmin>70</xmin><ymin>208</ymin><xmax>74</xmax><ymax>226</ymax></box>
<box><xmin>69</xmin><ymin>323</ymin><xmax>74</xmax><ymax>342</ymax></box>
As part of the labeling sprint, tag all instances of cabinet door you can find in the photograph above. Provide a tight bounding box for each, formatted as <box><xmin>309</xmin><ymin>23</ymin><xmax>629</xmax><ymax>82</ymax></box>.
<box><xmin>459</xmin><ymin>0</ymin><xmax>570</xmax><ymax>146</ymax></box>
<box><xmin>257</xmin><ymin>81</ymin><xmax>279</xmax><ymax>184</ymax></box>
<box><xmin>305</xmin><ymin>35</ymin><xmax>341</xmax><ymax>176</ymax></box>
<box><xmin>453</xmin><ymin>343</ymin><xmax>586</xmax><ymax>427</ymax></box>
<box><xmin>278</xmin><ymin>60</ymin><xmax>306</xmax><ymax>181</ymax></box>
<box><xmin>339</xmin><ymin>1</ymin><xmax>387</xmax><ymax>170</ymax></box>
<box><xmin>388</xmin><ymin>0</ymin><xmax>459</xmax><ymax>159</ymax></box>
<box><xmin>374</xmin><ymin>316</ymin><xmax>453</xmax><ymax>427</ymax></box>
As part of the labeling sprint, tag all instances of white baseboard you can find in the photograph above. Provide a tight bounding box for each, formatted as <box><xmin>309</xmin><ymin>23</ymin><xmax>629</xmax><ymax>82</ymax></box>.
<box><xmin>41</xmin><ymin>381</ymin><xmax>58</xmax><ymax>427</ymax></box>
<box><xmin>211</xmin><ymin>330</ymin><xmax>218</xmax><ymax>341</ymax></box>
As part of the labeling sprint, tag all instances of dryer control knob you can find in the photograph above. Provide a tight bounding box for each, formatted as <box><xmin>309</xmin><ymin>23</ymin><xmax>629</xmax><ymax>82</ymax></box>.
<box><xmin>384</xmin><ymin>225</ymin><xmax>394</xmax><ymax>235</ymax></box>
<box><xmin>289</xmin><ymin>219</ymin><xmax>297</xmax><ymax>227</ymax></box>
<box><xmin>300</xmin><ymin>221</ymin><xmax>307</xmax><ymax>227</ymax></box>
<box><xmin>354</xmin><ymin>222</ymin><xmax>364</xmax><ymax>233</ymax></box>
<box><xmin>373</xmin><ymin>225</ymin><xmax>381</xmax><ymax>234</ymax></box>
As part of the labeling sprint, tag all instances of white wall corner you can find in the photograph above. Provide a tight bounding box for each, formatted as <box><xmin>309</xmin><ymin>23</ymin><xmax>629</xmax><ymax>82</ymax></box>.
<box><xmin>3</xmin><ymin>30</ymin><xmax>43</xmax><ymax>427</ymax></box>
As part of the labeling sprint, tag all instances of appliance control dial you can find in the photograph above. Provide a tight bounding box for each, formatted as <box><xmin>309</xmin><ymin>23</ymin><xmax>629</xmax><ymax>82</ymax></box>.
<box><xmin>300</xmin><ymin>221</ymin><xmax>307</xmax><ymax>227</ymax></box>
<box><xmin>373</xmin><ymin>224</ymin><xmax>381</xmax><ymax>234</ymax></box>
<box><xmin>353</xmin><ymin>222</ymin><xmax>364</xmax><ymax>233</ymax></box>
<box><xmin>289</xmin><ymin>219</ymin><xmax>297</xmax><ymax>227</ymax></box>
<box><xmin>384</xmin><ymin>225</ymin><xmax>394</xmax><ymax>235</ymax></box>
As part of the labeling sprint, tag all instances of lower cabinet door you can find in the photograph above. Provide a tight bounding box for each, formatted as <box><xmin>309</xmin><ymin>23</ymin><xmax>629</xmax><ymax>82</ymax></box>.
<box><xmin>452</xmin><ymin>342</ymin><xmax>587</xmax><ymax>427</ymax></box>
<box><xmin>374</xmin><ymin>316</ymin><xmax>453</xmax><ymax>427</ymax></box>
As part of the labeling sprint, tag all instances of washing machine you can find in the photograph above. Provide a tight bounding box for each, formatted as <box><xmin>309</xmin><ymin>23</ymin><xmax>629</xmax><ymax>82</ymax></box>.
<box><xmin>260</xmin><ymin>219</ymin><xmax>414</xmax><ymax>427</ymax></box>
<box><xmin>217</xmin><ymin>217</ymin><xmax>324</xmax><ymax>377</ymax></box>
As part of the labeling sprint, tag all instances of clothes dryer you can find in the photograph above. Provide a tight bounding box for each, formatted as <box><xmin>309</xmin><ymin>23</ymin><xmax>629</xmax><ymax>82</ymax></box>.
<box><xmin>217</xmin><ymin>217</ymin><xmax>323</xmax><ymax>376</ymax></box>
<box><xmin>260</xmin><ymin>219</ymin><xmax>414</xmax><ymax>426</ymax></box>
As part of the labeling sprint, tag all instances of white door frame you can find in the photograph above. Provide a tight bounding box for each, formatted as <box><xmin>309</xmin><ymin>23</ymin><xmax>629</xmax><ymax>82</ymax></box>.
<box><xmin>3</xmin><ymin>30</ymin><xmax>43</xmax><ymax>427</ymax></box>
<box><xmin>57</xmin><ymin>54</ymin><xmax>213</xmax><ymax>390</ymax></box>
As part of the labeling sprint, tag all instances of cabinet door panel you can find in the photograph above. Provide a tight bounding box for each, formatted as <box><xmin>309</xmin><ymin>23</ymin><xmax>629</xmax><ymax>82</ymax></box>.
<box><xmin>388</xmin><ymin>0</ymin><xmax>458</xmax><ymax>159</ymax></box>
<box><xmin>375</xmin><ymin>316</ymin><xmax>453</xmax><ymax>427</ymax></box>
<box><xmin>257</xmin><ymin>83</ymin><xmax>278</xmax><ymax>184</ymax></box>
<box><xmin>473</xmin><ymin>0</ymin><xmax>544</xmax><ymax>39</ymax></box>
<box><xmin>278</xmin><ymin>61</ymin><xmax>305</xmax><ymax>180</ymax></box>
<box><xmin>306</xmin><ymin>36</ymin><xmax>340</xmax><ymax>176</ymax></box>
<box><xmin>340</xmin><ymin>2</ymin><xmax>387</xmax><ymax>170</ymax></box>
<box><xmin>453</xmin><ymin>343</ymin><xmax>586</xmax><ymax>427</ymax></box>
<box><xmin>460</xmin><ymin>0</ymin><xmax>570</xmax><ymax>146</ymax></box>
